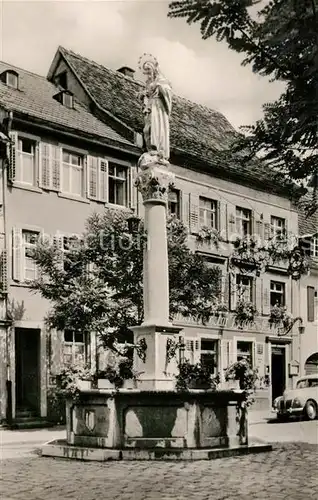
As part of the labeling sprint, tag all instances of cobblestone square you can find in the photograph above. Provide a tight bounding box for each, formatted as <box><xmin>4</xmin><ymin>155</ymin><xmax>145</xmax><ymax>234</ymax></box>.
<box><xmin>1</xmin><ymin>441</ymin><xmax>317</xmax><ymax>500</ymax></box>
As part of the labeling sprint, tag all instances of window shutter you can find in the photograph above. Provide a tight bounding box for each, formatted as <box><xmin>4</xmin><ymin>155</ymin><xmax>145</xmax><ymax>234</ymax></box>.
<box><xmin>255</xmin><ymin>218</ymin><xmax>264</xmax><ymax>242</ymax></box>
<box><xmin>129</xmin><ymin>165</ymin><xmax>138</xmax><ymax>210</ymax></box>
<box><xmin>184</xmin><ymin>338</ymin><xmax>200</xmax><ymax>364</ymax></box>
<box><xmin>255</xmin><ymin>277</ymin><xmax>262</xmax><ymax>313</ymax></box>
<box><xmin>229</xmin><ymin>273</ymin><xmax>236</xmax><ymax>311</ymax></box>
<box><xmin>307</xmin><ymin>286</ymin><xmax>315</xmax><ymax>322</ymax></box>
<box><xmin>87</xmin><ymin>155</ymin><xmax>98</xmax><ymax>200</ymax></box>
<box><xmin>285</xmin><ymin>278</ymin><xmax>291</xmax><ymax>312</ymax></box>
<box><xmin>193</xmin><ymin>339</ymin><xmax>200</xmax><ymax>364</ymax></box>
<box><xmin>98</xmin><ymin>158</ymin><xmax>108</xmax><ymax>202</ymax></box>
<box><xmin>12</xmin><ymin>227</ymin><xmax>23</xmax><ymax>282</ymax></box>
<box><xmin>226</xmin><ymin>204</ymin><xmax>236</xmax><ymax>242</ymax></box>
<box><xmin>218</xmin><ymin>201</ymin><xmax>227</xmax><ymax>240</ymax></box>
<box><xmin>39</xmin><ymin>142</ymin><xmax>51</xmax><ymax>188</ymax></box>
<box><xmin>189</xmin><ymin>193</ymin><xmax>199</xmax><ymax>234</ymax></box>
<box><xmin>51</xmin><ymin>145</ymin><xmax>61</xmax><ymax>190</ymax></box>
<box><xmin>228</xmin><ymin>339</ymin><xmax>235</xmax><ymax>365</ymax></box>
<box><xmin>8</xmin><ymin>131</ymin><xmax>18</xmax><ymax>182</ymax></box>
<box><xmin>181</xmin><ymin>191</ymin><xmax>189</xmax><ymax>229</ymax></box>
<box><xmin>252</xmin><ymin>277</ymin><xmax>257</xmax><ymax>306</ymax></box>
<box><xmin>262</xmin><ymin>275</ymin><xmax>270</xmax><ymax>315</ymax></box>
<box><xmin>221</xmin><ymin>339</ymin><xmax>230</xmax><ymax>378</ymax></box>
<box><xmin>53</xmin><ymin>233</ymin><xmax>64</xmax><ymax>270</ymax></box>
<box><xmin>263</xmin><ymin>215</ymin><xmax>271</xmax><ymax>241</ymax></box>
<box><xmin>0</xmin><ymin>250</ymin><xmax>8</xmax><ymax>293</ymax></box>
<box><xmin>255</xmin><ymin>342</ymin><xmax>265</xmax><ymax>377</ymax></box>
<box><xmin>222</xmin><ymin>269</ymin><xmax>230</xmax><ymax>308</ymax></box>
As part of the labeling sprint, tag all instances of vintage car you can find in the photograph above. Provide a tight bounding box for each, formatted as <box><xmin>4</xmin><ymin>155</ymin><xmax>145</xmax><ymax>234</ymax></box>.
<box><xmin>273</xmin><ymin>374</ymin><xmax>318</xmax><ymax>421</ymax></box>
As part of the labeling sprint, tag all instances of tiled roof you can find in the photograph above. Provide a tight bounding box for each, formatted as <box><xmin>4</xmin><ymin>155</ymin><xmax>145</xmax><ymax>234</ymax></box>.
<box><xmin>55</xmin><ymin>46</ymin><xmax>299</xmax><ymax>195</ymax></box>
<box><xmin>298</xmin><ymin>191</ymin><xmax>318</xmax><ymax>236</ymax></box>
<box><xmin>0</xmin><ymin>61</ymin><xmax>135</xmax><ymax>149</ymax></box>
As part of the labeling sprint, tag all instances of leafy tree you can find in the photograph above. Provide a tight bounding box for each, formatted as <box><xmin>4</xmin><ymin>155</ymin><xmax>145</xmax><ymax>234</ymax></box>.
<box><xmin>168</xmin><ymin>0</ymin><xmax>318</xmax><ymax>213</ymax></box>
<box><xmin>31</xmin><ymin>209</ymin><xmax>221</xmax><ymax>352</ymax></box>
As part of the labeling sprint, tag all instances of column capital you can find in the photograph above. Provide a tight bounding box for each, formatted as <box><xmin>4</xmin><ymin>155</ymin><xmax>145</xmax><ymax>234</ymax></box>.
<box><xmin>135</xmin><ymin>152</ymin><xmax>175</xmax><ymax>204</ymax></box>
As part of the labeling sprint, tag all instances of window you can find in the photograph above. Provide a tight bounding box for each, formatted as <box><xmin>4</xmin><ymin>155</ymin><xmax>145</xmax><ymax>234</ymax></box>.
<box><xmin>236</xmin><ymin>275</ymin><xmax>253</xmax><ymax>303</ymax></box>
<box><xmin>307</xmin><ymin>286</ymin><xmax>315</xmax><ymax>322</ymax></box>
<box><xmin>17</xmin><ymin>137</ymin><xmax>37</xmax><ymax>185</ymax></box>
<box><xmin>296</xmin><ymin>379</ymin><xmax>309</xmax><ymax>389</ymax></box>
<box><xmin>63</xmin><ymin>330</ymin><xmax>87</xmax><ymax>365</ymax></box>
<box><xmin>270</xmin><ymin>281</ymin><xmax>285</xmax><ymax>307</ymax></box>
<box><xmin>62</xmin><ymin>150</ymin><xmax>83</xmax><ymax>196</ymax></box>
<box><xmin>62</xmin><ymin>235</ymin><xmax>80</xmax><ymax>273</ymax></box>
<box><xmin>236</xmin><ymin>207</ymin><xmax>252</xmax><ymax>236</ymax></box>
<box><xmin>55</xmin><ymin>71</ymin><xmax>67</xmax><ymax>89</ymax></box>
<box><xmin>168</xmin><ymin>189</ymin><xmax>180</xmax><ymax>218</ymax></box>
<box><xmin>22</xmin><ymin>230</ymin><xmax>39</xmax><ymax>281</ymax></box>
<box><xmin>6</xmin><ymin>71</ymin><xmax>18</xmax><ymax>88</ymax></box>
<box><xmin>199</xmin><ymin>197</ymin><xmax>217</xmax><ymax>229</ymax></box>
<box><xmin>200</xmin><ymin>339</ymin><xmax>218</xmax><ymax>376</ymax></box>
<box><xmin>271</xmin><ymin>216</ymin><xmax>286</xmax><ymax>237</ymax></box>
<box><xmin>237</xmin><ymin>341</ymin><xmax>253</xmax><ymax>366</ymax></box>
<box><xmin>108</xmin><ymin>163</ymin><xmax>128</xmax><ymax>206</ymax></box>
<box><xmin>62</xmin><ymin>92</ymin><xmax>73</xmax><ymax>108</ymax></box>
<box><xmin>311</xmin><ymin>236</ymin><xmax>318</xmax><ymax>258</ymax></box>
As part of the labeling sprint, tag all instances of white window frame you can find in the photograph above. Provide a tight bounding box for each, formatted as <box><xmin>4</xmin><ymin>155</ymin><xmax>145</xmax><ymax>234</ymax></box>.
<box><xmin>108</xmin><ymin>163</ymin><xmax>128</xmax><ymax>207</ymax></box>
<box><xmin>199</xmin><ymin>197</ymin><xmax>217</xmax><ymax>229</ymax></box>
<box><xmin>270</xmin><ymin>216</ymin><xmax>286</xmax><ymax>237</ymax></box>
<box><xmin>6</xmin><ymin>72</ymin><xmax>18</xmax><ymax>88</ymax></box>
<box><xmin>311</xmin><ymin>236</ymin><xmax>318</xmax><ymax>258</ymax></box>
<box><xmin>61</xmin><ymin>149</ymin><xmax>84</xmax><ymax>197</ymax></box>
<box><xmin>235</xmin><ymin>207</ymin><xmax>252</xmax><ymax>237</ymax></box>
<box><xmin>22</xmin><ymin>229</ymin><xmax>40</xmax><ymax>282</ymax></box>
<box><xmin>235</xmin><ymin>274</ymin><xmax>253</xmax><ymax>304</ymax></box>
<box><xmin>270</xmin><ymin>280</ymin><xmax>286</xmax><ymax>307</ymax></box>
<box><xmin>63</xmin><ymin>330</ymin><xmax>87</xmax><ymax>366</ymax></box>
<box><xmin>199</xmin><ymin>337</ymin><xmax>219</xmax><ymax>376</ymax></box>
<box><xmin>234</xmin><ymin>336</ymin><xmax>255</xmax><ymax>368</ymax></box>
<box><xmin>16</xmin><ymin>135</ymin><xmax>38</xmax><ymax>186</ymax></box>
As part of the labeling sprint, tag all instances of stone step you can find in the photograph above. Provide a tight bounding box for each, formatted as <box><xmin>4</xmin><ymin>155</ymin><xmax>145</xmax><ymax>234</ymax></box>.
<box><xmin>9</xmin><ymin>419</ymin><xmax>55</xmax><ymax>430</ymax></box>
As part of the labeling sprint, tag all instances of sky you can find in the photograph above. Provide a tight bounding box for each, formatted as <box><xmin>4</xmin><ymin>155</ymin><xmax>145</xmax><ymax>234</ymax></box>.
<box><xmin>0</xmin><ymin>0</ymin><xmax>284</xmax><ymax>130</ymax></box>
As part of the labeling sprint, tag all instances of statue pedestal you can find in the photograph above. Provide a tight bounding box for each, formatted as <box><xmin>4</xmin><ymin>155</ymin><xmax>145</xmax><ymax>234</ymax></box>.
<box><xmin>132</xmin><ymin>323</ymin><xmax>182</xmax><ymax>390</ymax></box>
<box><xmin>132</xmin><ymin>153</ymin><xmax>182</xmax><ymax>390</ymax></box>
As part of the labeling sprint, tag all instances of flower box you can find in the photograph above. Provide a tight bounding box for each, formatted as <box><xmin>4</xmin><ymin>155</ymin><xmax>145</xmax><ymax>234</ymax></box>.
<box><xmin>221</xmin><ymin>380</ymin><xmax>241</xmax><ymax>391</ymax></box>
<box><xmin>122</xmin><ymin>379</ymin><xmax>137</xmax><ymax>390</ymax></box>
<box><xmin>97</xmin><ymin>379</ymin><xmax>116</xmax><ymax>390</ymax></box>
<box><xmin>77</xmin><ymin>380</ymin><xmax>92</xmax><ymax>391</ymax></box>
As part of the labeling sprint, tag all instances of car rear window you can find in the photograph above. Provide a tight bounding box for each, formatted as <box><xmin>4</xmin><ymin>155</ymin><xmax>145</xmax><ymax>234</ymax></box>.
<box><xmin>296</xmin><ymin>378</ymin><xmax>318</xmax><ymax>388</ymax></box>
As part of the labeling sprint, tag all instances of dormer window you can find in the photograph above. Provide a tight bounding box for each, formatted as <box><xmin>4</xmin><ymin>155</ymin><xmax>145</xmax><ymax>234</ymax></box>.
<box><xmin>53</xmin><ymin>90</ymin><xmax>74</xmax><ymax>109</ymax></box>
<box><xmin>55</xmin><ymin>71</ymin><xmax>67</xmax><ymax>90</ymax></box>
<box><xmin>0</xmin><ymin>70</ymin><xmax>19</xmax><ymax>89</ymax></box>
<box><xmin>62</xmin><ymin>92</ymin><xmax>73</xmax><ymax>108</ymax></box>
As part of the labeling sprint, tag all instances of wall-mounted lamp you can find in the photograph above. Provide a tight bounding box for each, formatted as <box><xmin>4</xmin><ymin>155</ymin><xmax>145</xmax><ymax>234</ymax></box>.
<box><xmin>127</xmin><ymin>209</ymin><xmax>140</xmax><ymax>234</ymax></box>
<box><xmin>278</xmin><ymin>316</ymin><xmax>305</xmax><ymax>336</ymax></box>
<box><xmin>298</xmin><ymin>324</ymin><xmax>305</xmax><ymax>335</ymax></box>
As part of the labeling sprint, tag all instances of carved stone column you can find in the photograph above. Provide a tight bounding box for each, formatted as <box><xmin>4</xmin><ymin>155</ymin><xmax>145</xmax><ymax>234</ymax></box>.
<box><xmin>131</xmin><ymin>152</ymin><xmax>182</xmax><ymax>390</ymax></box>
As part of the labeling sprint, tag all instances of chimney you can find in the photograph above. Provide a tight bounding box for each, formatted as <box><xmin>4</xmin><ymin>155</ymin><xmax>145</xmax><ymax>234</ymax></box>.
<box><xmin>117</xmin><ymin>66</ymin><xmax>135</xmax><ymax>79</ymax></box>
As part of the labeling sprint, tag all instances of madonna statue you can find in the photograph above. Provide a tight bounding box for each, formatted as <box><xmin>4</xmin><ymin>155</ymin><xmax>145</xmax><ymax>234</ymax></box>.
<box><xmin>138</xmin><ymin>54</ymin><xmax>172</xmax><ymax>161</ymax></box>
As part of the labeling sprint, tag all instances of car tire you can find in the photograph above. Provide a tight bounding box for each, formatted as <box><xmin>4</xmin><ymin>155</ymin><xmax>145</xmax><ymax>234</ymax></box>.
<box><xmin>304</xmin><ymin>400</ymin><xmax>317</xmax><ymax>420</ymax></box>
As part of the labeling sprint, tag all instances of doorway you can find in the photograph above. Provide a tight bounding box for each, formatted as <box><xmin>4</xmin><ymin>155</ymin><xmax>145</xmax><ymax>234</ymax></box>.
<box><xmin>271</xmin><ymin>345</ymin><xmax>286</xmax><ymax>403</ymax></box>
<box><xmin>15</xmin><ymin>328</ymin><xmax>40</xmax><ymax>414</ymax></box>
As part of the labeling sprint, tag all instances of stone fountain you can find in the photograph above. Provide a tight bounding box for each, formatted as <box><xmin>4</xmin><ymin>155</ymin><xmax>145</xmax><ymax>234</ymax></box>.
<box><xmin>41</xmin><ymin>55</ymin><xmax>271</xmax><ymax>461</ymax></box>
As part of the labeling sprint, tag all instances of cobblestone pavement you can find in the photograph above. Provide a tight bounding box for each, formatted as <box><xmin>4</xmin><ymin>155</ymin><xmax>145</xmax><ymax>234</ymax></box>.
<box><xmin>1</xmin><ymin>442</ymin><xmax>317</xmax><ymax>500</ymax></box>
